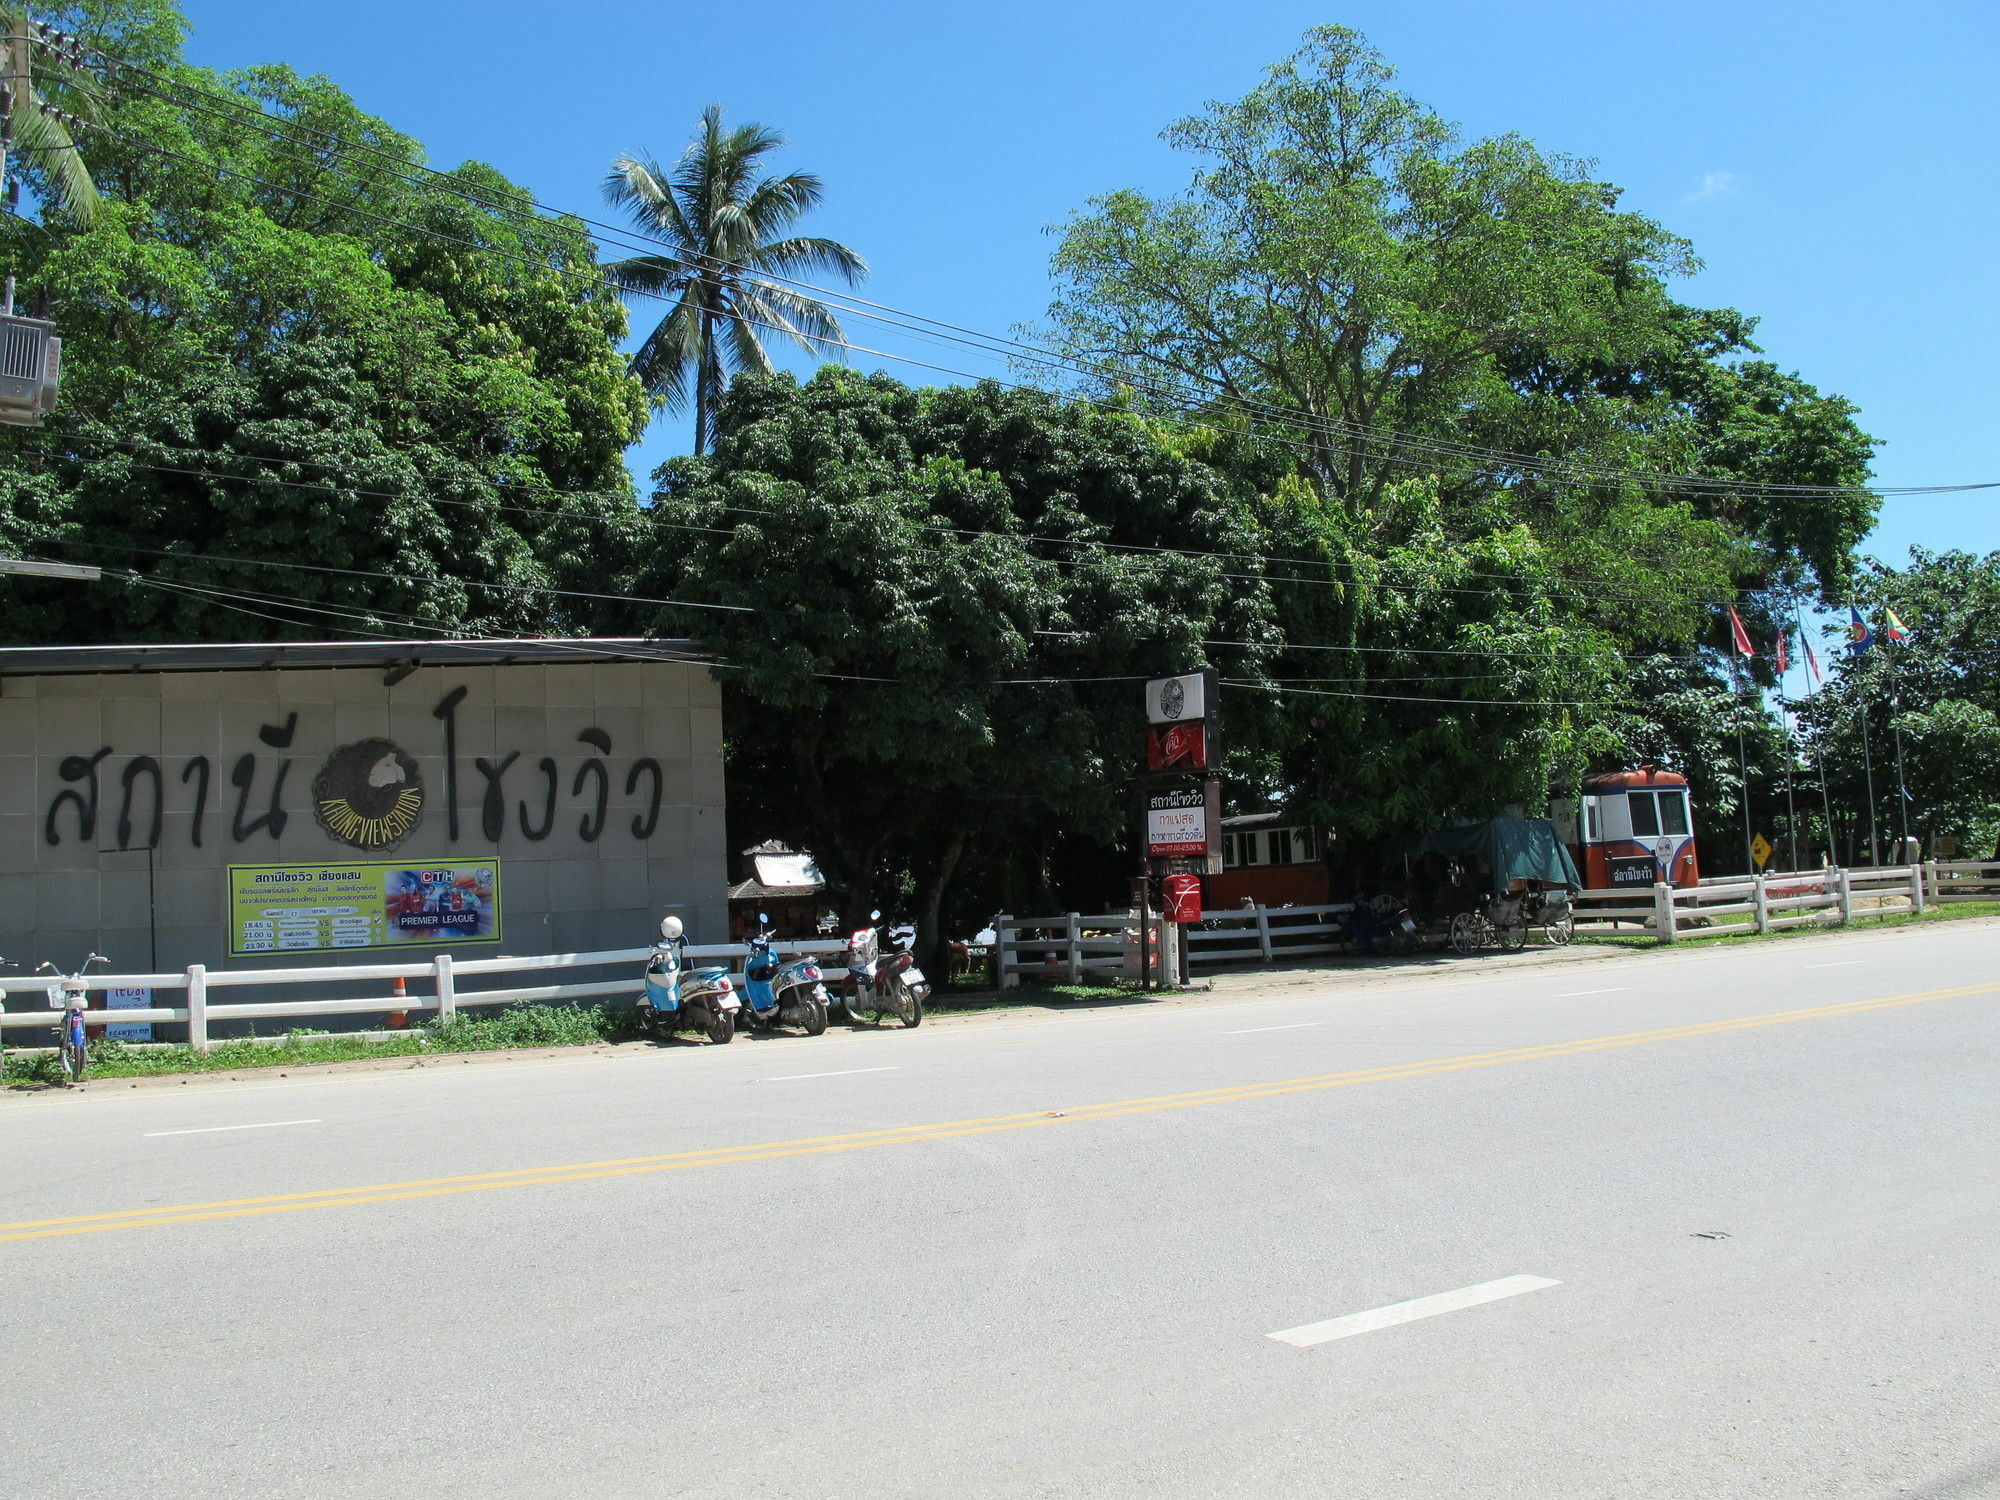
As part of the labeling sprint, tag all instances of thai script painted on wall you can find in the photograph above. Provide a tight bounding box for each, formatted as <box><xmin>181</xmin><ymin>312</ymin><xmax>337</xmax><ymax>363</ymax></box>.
<box><xmin>41</xmin><ymin>685</ymin><xmax>670</xmax><ymax>853</ymax></box>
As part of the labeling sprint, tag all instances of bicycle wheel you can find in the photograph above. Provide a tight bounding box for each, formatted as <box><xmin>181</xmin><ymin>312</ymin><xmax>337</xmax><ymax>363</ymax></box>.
<box><xmin>60</xmin><ymin>1031</ymin><xmax>86</xmax><ymax>1084</ymax></box>
<box><xmin>1449</xmin><ymin>913</ymin><xmax>1479</xmax><ymax>954</ymax></box>
<box><xmin>1500</xmin><ymin>921</ymin><xmax>1527</xmax><ymax>952</ymax></box>
<box><xmin>1547</xmin><ymin>914</ymin><xmax>1574</xmax><ymax>946</ymax></box>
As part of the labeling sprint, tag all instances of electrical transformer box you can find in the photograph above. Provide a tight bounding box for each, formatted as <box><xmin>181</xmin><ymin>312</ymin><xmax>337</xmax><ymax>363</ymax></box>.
<box><xmin>0</xmin><ymin>313</ymin><xmax>61</xmax><ymax>426</ymax></box>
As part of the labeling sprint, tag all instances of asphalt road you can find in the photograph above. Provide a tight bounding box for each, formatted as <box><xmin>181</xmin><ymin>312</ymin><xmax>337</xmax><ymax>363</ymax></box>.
<box><xmin>5</xmin><ymin>920</ymin><xmax>2000</xmax><ymax>1499</ymax></box>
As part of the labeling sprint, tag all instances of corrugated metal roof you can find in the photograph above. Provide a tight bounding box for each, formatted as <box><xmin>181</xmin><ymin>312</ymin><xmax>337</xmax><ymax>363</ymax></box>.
<box><xmin>0</xmin><ymin>637</ymin><xmax>712</xmax><ymax>676</ymax></box>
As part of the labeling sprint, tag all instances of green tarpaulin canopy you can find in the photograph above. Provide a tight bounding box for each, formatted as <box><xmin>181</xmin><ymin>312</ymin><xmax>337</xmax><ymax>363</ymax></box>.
<box><xmin>1413</xmin><ymin>816</ymin><xmax>1581</xmax><ymax>893</ymax></box>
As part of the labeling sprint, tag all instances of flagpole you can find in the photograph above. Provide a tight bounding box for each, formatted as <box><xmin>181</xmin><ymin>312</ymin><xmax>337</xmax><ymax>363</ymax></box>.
<box><xmin>1858</xmin><ymin>671</ymin><xmax>1881</xmax><ymax>866</ymax></box>
<box><xmin>1781</xmin><ymin>694</ymin><xmax>1800</xmax><ymax>871</ymax></box>
<box><xmin>1797</xmin><ymin>607</ymin><xmax>1836</xmax><ymax>866</ymax></box>
<box><xmin>1732</xmin><ymin>648</ymin><xmax>1755</xmax><ymax>877</ymax></box>
<box><xmin>1889</xmin><ymin>638</ymin><xmax>1912</xmax><ymax>856</ymax></box>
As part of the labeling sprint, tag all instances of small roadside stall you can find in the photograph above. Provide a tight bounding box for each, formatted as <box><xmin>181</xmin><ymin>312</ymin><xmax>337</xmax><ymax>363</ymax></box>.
<box><xmin>1409</xmin><ymin>816</ymin><xmax>1582</xmax><ymax>951</ymax></box>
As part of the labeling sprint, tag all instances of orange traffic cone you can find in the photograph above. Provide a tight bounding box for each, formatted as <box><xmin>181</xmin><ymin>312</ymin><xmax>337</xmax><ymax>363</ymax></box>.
<box><xmin>386</xmin><ymin>976</ymin><xmax>409</xmax><ymax>1030</ymax></box>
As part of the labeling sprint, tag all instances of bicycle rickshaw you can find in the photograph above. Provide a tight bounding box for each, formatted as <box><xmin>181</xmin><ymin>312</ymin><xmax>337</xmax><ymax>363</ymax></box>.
<box><xmin>1409</xmin><ymin>816</ymin><xmax>1582</xmax><ymax>954</ymax></box>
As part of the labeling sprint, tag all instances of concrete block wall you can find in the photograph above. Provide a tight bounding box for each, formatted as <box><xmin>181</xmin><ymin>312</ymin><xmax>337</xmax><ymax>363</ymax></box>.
<box><xmin>0</xmin><ymin>660</ymin><xmax>727</xmax><ymax>994</ymax></box>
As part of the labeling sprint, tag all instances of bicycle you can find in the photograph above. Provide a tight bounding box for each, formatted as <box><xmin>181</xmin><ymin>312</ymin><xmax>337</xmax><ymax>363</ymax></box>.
<box><xmin>39</xmin><ymin>954</ymin><xmax>106</xmax><ymax>1086</ymax></box>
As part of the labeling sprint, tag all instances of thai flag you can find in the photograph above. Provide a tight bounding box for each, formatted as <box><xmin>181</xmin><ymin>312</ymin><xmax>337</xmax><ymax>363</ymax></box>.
<box><xmin>1728</xmin><ymin>607</ymin><xmax>1755</xmax><ymax>657</ymax></box>
<box><xmin>1801</xmin><ymin>633</ymin><xmax>1822</xmax><ymax>686</ymax></box>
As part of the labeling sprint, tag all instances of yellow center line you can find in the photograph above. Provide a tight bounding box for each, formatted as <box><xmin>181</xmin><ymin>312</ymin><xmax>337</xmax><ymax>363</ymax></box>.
<box><xmin>5</xmin><ymin>978</ymin><xmax>1992</xmax><ymax>1245</ymax></box>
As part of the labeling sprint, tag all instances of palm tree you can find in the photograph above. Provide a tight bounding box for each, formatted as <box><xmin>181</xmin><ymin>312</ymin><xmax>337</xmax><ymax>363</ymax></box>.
<box><xmin>0</xmin><ymin>11</ymin><xmax>101</xmax><ymax>224</ymax></box>
<box><xmin>604</xmin><ymin>105</ymin><xmax>866</xmax><ymax>453</ymax></box>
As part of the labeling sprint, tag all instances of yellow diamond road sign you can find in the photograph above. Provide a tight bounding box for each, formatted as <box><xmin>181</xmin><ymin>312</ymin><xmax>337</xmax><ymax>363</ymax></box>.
<box><xmin>1750</xmin><ymin>833</ymin><xmax>1773</xmax><ymax>869</ymax></box>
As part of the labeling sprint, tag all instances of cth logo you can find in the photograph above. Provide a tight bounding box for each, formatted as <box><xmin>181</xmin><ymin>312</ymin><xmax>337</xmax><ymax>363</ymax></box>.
<box><xmin>1159</xmin><ymin>676</ymin><xmax>1186</xmax><ymax>720</ymax></box>
<box><xmin>313</xmin><ymin>739</ymin><xmax>424</xmax><ymax>851</ymax></box>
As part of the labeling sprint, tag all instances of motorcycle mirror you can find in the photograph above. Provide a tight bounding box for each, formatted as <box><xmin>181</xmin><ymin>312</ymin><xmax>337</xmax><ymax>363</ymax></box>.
<box><xmin>758</xmin><ymin>912</ymin><xmax>769</xmax><ymax>925</ymax></box>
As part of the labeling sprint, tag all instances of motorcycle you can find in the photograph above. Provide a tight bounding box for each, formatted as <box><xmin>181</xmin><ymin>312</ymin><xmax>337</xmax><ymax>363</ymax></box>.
<box><xmin>738</xmin><ymin>913</ymin><xmax>831</xmax><ymax>1036</ymax></box>
<box><xmin>843</xmin><ymin>910</ymin><xmax>928</xmax><ymax>1028</ymax></box>
<box><xmin>637</xmin><ymin>916</ymin><xmax>741</xmax><ymax>1043</ymax></box>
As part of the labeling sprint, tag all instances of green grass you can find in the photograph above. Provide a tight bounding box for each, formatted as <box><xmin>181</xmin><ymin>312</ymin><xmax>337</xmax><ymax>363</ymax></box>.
<box><xmin>1</xmin><ymin>1002</ymin><xmax>645</xmax><ymax>1087</ymax></box>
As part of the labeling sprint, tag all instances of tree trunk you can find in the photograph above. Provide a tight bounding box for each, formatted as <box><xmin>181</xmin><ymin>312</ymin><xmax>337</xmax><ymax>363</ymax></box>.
<box><xmin>914</xmin><ymin>829</ymin><xmax>968</xmax><ymax>980</ymax></box>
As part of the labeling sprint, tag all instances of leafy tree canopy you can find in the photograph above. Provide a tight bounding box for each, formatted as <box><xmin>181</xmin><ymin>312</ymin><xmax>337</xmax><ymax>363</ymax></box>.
<box><xmin>607</xmin><ymin>369</ymin><xmax>1279</xmax><ymax>951</ymax></box>
<box><xmin>0</xmin><ymin>0</ymin><xmax>647</xmax><ymax>644</ymax></box>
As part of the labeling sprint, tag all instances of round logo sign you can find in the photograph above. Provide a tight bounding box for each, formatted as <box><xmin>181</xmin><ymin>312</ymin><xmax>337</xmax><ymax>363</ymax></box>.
<box><xmin>1159</xmin><ymin>677</ymin><xmax>1186</xmax><ymax>720</ymax></box>
<box><xmin>313</xmin><ymin>739</ymin><xmax>424</xmax><ymax>851</ymax></box>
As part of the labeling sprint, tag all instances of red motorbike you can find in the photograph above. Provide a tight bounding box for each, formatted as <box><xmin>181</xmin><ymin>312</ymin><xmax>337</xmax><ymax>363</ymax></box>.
<box><xmin>843</xmin><ymin>910</ymin><xmax>927</xmax><ymax>1028</ymax></box>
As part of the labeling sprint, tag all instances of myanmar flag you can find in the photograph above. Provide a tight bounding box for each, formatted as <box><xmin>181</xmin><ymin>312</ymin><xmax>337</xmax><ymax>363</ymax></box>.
<box><xmin>1884</xmin><ymin>608</ymin><xmax>1911</xmax><ymax>643</ymax></box>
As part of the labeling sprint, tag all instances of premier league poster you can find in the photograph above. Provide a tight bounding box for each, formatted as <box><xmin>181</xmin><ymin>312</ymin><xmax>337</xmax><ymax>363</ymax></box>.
<box><xmin>384</xmin><ymin>866</ymin><xmax>500</xmax><ymax>943</ymax></box>
<box><xmin>228</xmin><ymin>861</ymin><xmax>502</xmax><ymax>954</ymax></box>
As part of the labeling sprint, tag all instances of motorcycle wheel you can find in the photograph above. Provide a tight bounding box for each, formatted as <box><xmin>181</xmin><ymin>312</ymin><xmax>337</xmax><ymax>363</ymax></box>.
<box><xmin>800</xmin><ymin>998</ymin><xmax>828</xmax><ymax>1036</ymax></box>
<box><xmin>1547</xmin><ymin>914</ymin><xmax>1574</xmax><ymax>947</ymax></box>
<box><xmin>844</xmin><ymin>992</ymin><xmax>875</xmax><ymax>1027</ymax></box>
<box><xmin>899</xmin><ymin>980</ymin><xmax>923</xmax><ymax>1029</ymax></box>
<box><xmin>705</xmin><ymin>1007</ymin><xmax>736</xmax><ymax>1044</ymax></box>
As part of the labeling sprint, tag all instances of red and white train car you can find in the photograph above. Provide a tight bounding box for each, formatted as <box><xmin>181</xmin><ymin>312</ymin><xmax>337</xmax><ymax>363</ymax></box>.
<box><xmin>1568</xmin><ymin>768</ymin><xmax>1700</xmax><ymax>891</ymax></box>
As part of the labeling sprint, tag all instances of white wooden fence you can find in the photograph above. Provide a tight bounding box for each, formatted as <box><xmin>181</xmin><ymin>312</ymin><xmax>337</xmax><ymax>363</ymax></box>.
<box><xmin>993</xmin><ymin>914</ymin><xmax>1173</xmax><ymax>989</ymax></box>
<box><xmin>1183</xmin><ymin>903</ymin><xmax>1355</xmax><ymax>968</ymax></box>
<box><xmin>992</xmin><ymin>903</ymin><xmax>1355</xmax><ymax>986</ymax></box>
<box><xmin>1570</xmin><ymin>864</ymin><xmax>1937</xmax><ymax>940</ymax></box>
<box><xmin>0</xmin><ymin>941</ymin><xmax>849</xmax><ymax>1053</ymax></box>
<box><xmin>994</xmin><ymin>859</ymin><xmax>1997</xmax><ymax>985</ymax></box>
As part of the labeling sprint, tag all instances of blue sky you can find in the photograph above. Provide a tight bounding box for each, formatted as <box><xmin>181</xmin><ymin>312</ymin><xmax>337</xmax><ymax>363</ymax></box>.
<box><xmin>180</xmin><ymin>0</ymin><xmax>1996</xmax><ymax>591</ymax></box>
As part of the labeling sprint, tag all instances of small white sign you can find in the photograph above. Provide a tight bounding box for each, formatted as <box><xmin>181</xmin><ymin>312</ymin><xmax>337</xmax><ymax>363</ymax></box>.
<box><xmin>1145</xmin><ymin>672</ymin><xmax>1211</xmax><ymax>725</ymax></box>
<box><xmin>1146</xmin><ymin>788</ymin><xmax>1209</xmax><ymax>857</ymax></box>
<box><xmin>105</xmin><ymin>986</ymin><xmax>152</xmax><ymax>1043</ymax></box>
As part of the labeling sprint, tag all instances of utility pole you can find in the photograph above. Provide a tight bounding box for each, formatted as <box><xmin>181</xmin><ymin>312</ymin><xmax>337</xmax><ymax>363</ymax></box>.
<box><xmin>0</xmin><ymin>13</ymin><xmax>29</xmax><ymax>203</ymax></box>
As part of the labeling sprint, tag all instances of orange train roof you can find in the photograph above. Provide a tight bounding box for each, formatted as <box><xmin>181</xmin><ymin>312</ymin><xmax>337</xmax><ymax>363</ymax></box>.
<box><xmin>1581</xmin><ymin>768</ymin><xmax>1690</xmax><ymax>791</ymax></box>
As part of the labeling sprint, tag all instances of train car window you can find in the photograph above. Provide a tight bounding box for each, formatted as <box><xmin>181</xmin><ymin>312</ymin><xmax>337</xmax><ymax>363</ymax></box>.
<box><xmin>1661</xmin><ymin>792</ymin><xmax>1691</xmax><ymax>836</ymax></box>
<box><xmin>1629</xmin><ymin>791</ymin><xmax>1662</xmax><ymax>837</ymax></box>
<box><xmin>1271</xmin><ymin>829</ymin><xmax>1294</xmax><ymax>865</ymax></box>
<box><xmin>1581</xmin><ymin>797</ymin><xmax>1600</xmax><ymax>842</ymax></box>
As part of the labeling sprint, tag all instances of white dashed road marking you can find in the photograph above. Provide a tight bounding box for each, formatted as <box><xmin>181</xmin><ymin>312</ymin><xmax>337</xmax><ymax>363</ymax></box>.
<box><xmin>1269</xmin><ymin>1275</ymin><xmax>1561</xmax><ymax>1348</ymax></box>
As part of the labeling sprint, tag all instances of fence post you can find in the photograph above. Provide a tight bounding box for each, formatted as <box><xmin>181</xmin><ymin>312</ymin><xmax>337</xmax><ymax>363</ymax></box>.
<box><xmin>996</xmin><ymin>915</ymin><xmax>1016</xmax><ymax>989</ymax></box>
<box><xmin>1910</xmin><ymin>861</ymin><xmax>1926</xmax><ymax>916</ymax></box>
<box><xmin>1753</xmin><ymin>873</ymin><xmax>1770</xmax><ymax>935</ymax></box>
<box><xmin>1254</xmin><ymin>903</ymin><xmax>1274</xmax><ymax>963</ymax></box>
<box><xmin>435</xmin><ymin>953</ymin><xmax>456</xmax><ymax>1022</ymax></box>
<box><xmin>1162</xmin><ymin>914</ymin><xmax>1183</xmax><ymax>987</ymax></box>
<box><xmin>1065</xmin><ymin>913</ymin><xmax>1082</xmax><ymax>983</ymax></box>
<box><xmin>185</xmin><ymin>963</ymin><xmax>208</xmax><ymax>1053</ymax></box>
<box><xmin>1652</xmin><ymin>882</ymin><xmax>1678</xmax><ymax>943</ymax></box>
<box><xmin>1835</xmin><ymin>867</ymin><xmax>1853</xmax><ymax>925</ymax></box>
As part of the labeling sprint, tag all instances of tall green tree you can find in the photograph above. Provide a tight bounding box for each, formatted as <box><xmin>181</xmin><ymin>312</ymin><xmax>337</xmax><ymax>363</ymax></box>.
<box><xmin>0</xmin><ymin>2</ymin><xmax>648</xmax><ymax>644</ymax></box>
<box><xmin>603</xmin><ymin>105</ymin><xmax>865</xmax><ymax>454</ymax></box>
<box><xmin>1797</xmin><ymin>550</ymin><xmax>2000</xmax><ymax>858</ymax></box>
<box><xmin>607</xmin><ymin>369</ymin><xmax>1278</xmax><ymax>961</ymax></box>
<box><xmin>1040</xmin><ymin>23</ymin><xmax>1877</xmax><ymax>858</ymax></box>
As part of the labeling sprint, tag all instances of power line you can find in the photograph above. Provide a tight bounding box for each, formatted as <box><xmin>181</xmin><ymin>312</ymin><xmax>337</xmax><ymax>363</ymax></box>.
<box><xmin>73</xmin><ymin>48</ymin><xmax>1995</xmax><ymax>504</ymax></box>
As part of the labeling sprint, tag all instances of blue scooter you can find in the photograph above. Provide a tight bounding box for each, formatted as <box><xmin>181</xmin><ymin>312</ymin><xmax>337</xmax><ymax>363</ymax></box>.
<box><xmin>738</xmin><ymin>914</ymin><xmax>830</xmax><ymax>1035</ymax></box>
<box><xmin>638</xmin><ymin>916</ymin><xmax>742</xmax><ymax>1044</ymax></box>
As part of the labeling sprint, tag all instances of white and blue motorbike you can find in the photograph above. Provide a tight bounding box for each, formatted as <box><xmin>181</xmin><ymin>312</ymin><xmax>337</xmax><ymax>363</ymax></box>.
<box><xmin>638</xmin><ymin>916</ymin><xmax>741</xmax><ymax>1044</ymax></box>
<box><xmin>738</xmin><ymin>914</ymin><xmax>831</xmax><ymax>1036</ymax></box>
